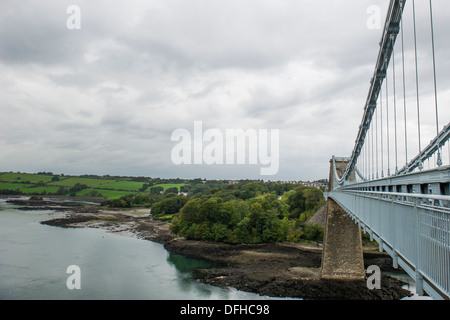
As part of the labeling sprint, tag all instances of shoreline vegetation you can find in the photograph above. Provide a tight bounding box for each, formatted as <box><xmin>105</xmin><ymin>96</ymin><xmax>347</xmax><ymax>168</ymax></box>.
<box><xmin>1</xmin><ymin>172</ymin><xmax>331</xmax><ymax>245</ymax></box>
<box><xmin>0</xmin><ymin>174</ymin><xmax>411</xmax><ymax>300</ymax></box>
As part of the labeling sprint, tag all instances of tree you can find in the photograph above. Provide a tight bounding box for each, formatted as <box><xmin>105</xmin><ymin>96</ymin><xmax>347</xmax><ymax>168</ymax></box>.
<box><xmin>69</xmin><ymin>183</ymin><xmax>88</xmax><ymax>194</ymax></box>
<box><xmin>302</xmin><ymin>224</ymin><xmax>324</xmax><ymax>241</ymax></box>
<box><xmin>56</xmin><ymin>186</ymin><xmax>68</xmax><ymax>195</ymax></box>
<box><xmin>211</xmin><ymin>223</ymin><xmax>231</xmax><ymax>242</ymax></box>
<box><xmin>198</xmin><ymin>197</ymin><xmax>223</xmax><ymax>223</ymax></box>
<box><xmin>304</xmin><ymin>188</ymin><xmax>324</xmax><ymax>211</ymax></box>
<box><xmin>195</xmin><ymin>222</ymin><xmax>212</xmax><ymax>240</ymax></box>
<box><xmin>232</xmin><ymin>217</ymin><xmax>251</xmax><ymax>243</ymax></box>
<box><xmin>133</xmin><ymin>194</ymin><xmax>156</xmax><ymax>206</ymax></box>
<box><xmin>87</xmin><ymin>189</ymin><xmax>102</xmax><ymax>198</ymax></box>
<box><xmin>165</xmin><ymin>187</ymin><xmax>178</xmax><ymax>194</ymax></box>
<box><xmin>150</xmin><ymin>186</ymin><xmax>164</xmax><ymax>195</ymax></box>
<box><xmin>177</xmin><ymin>198</ymin><xmax>202</xmax><ymax>224</ymax></box>
<box><xmin>151</xmin><ymin>195</ymin><xmax>187</xmax><ymax>217</ymax></box>
<box><xmin>282</xmin><ymin>187</ymin><xmax>306</xmax><ymax>219</ymax></box>
<box><xmin>139</xmin><ymin>183</ymin><xmax>149</xmax><ymax>192</ymax></box>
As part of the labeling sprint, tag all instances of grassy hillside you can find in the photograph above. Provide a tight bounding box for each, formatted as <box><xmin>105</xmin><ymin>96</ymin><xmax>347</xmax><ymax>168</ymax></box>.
<box><xmin>51</xmin><ymin>177</ymin><xmax>113</xmax><ymax>187</ymax></box>
<box><xmin>0</xmin><ymin>172</ymin><xmax>54</xmax><ymax>184</ymax></box>
<box><xmin>0</xmin><ymin>172</ymin><xmax>187</xmax><ymax>200</ymax></box>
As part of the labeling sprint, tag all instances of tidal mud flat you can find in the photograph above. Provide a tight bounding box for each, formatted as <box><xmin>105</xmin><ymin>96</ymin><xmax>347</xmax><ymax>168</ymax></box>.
<box><xmin>8</xmin><ymin>197</ymin><xmax>412</xmax><ymax>300</ymax></box>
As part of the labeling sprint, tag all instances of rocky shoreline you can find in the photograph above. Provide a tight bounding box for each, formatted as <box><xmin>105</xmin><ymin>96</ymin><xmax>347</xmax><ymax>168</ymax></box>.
<box><xmin>164</xmin><ymin>240</ymin><xmax>411</xmax><ymax>300</ymax></box>
<box><xmin>8</xmin><ymin>197</ymin><xmax>413</xmax><ymax>300</ymax></box>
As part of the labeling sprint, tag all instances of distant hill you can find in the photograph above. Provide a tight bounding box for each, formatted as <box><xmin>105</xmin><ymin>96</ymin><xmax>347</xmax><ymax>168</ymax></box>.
<box><xmin>0</xmin><ymin>171</ymin><xmax>187</xmax><ymax>200</ymax></box>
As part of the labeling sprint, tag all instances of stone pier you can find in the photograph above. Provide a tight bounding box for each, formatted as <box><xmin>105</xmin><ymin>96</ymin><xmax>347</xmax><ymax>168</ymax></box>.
<box><xmin>320</xmin><ymin>158</ymin><xmax>365</xmax><ymax>281</ymax></box>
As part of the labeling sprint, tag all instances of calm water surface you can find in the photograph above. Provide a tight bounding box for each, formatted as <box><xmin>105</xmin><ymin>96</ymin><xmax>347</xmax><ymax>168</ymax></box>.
<box><xmin>0</xmin><ymin>198</ymin><xmax>423</xmax><ymax>300</ymax></box>
<box><xmin>0</xmin><ymin>199</ymin><xmax>269</xmax><ymax>300</ymax></box>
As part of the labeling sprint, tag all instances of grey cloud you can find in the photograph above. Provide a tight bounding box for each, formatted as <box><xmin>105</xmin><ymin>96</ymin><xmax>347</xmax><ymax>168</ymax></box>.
<box><xmin>243</xmin><ymin>87</ymin><xmax>304</xmax><ymax>119</ymax></box>
<box><xmin>48</xmin><ymin>72</ymin><xmax>100</xmax><ymax>88</ymax></box>
<box><xmin>0</xmin><ymin>2</ymin><xmax>88</xmax><ymax>66</ymax></box>
<box><xmin>1</xmin><ymin>0</ymin><xmax>449</xmax><ymax>181</ymax></box>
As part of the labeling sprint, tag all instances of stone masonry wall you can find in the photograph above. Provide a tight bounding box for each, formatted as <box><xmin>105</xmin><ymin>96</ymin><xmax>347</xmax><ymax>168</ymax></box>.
<box><xmin>320</xmin><ymin>159</ymin><xmax>365</xmax><ymax>280</ymax></box>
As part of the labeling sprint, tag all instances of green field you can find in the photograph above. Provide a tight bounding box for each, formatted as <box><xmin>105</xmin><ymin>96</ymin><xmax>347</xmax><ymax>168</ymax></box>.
<box><xmin>96</xmin><ymin>181</ymin><xmax>147</xmax><ymax>191</ymax></box>
<box><xmin>21</xmin><ymin>186</ymin><xmax>61</xmax><ymax>194</ymax></box>
<box><xmin>0</xmin><ymin>182</ymin><xmax>59</xmax><ymax>195</ymax></box>
<box><xmin>0</xmin><ymin>172</ymin><xmax>54</xmax><ymax>184</ymax></box>
<box><xmin>51</xmin><ymin>177</ymin><xmax>113</xmax><ymax>187</ymax></box>
<box><xmin>151</xmin><ymin>184</ymin><xmax>185</xmax><ymax>192</ymax></box>
<box><xmin>76</xmin><ymin>188</ymin><xmax>137</xmax><ymax>199</ymax></box>
<box><xmin>0</xmin><ymin>172</ymin><xmax>188</xmax><ymax>200</ymax></box>
<box><xmin>0</xmin><ymin>182</ymin><xmax>33</xmax><ymax>191</ymax></box>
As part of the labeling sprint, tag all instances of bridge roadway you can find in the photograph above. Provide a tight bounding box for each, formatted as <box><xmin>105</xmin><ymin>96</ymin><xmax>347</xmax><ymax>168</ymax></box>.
<box><xmin>326</xmin><ymin>163</ymin><xmax>450</xmax><ymax>300</ymax></box>
<box><xmin>321</xmin><ymin>0</ymin><xmax>450</xmax><ymax>300</ymax></box>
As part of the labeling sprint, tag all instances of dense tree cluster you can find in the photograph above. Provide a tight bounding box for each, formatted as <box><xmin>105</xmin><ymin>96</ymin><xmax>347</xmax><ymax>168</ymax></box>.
<box><xmin>102</xmin><ymin>193</ymin><xmax>159</xmax><ymax>208</ymax></box>
<box><xmin>101</xmin><ymin>180</ymin><xmax>325</xmax><ymax>243</ymax></box>
<box><xmin>169</xmin><ymin>182</ymin><xmax>324</xmax><ymax>244</ymax></box>
<box><xmin>151</xmin><ymin>194</ymin><xmax>188</xmax><ymax>217</ymax></box>
<box><xmin>68</xmin><ymin>183</ymin><xmax>88</xmax><ymax>196</ymax></box>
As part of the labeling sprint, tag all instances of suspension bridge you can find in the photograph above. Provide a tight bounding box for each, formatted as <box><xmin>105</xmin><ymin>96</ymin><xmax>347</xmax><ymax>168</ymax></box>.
<box><xmin>321</xmin><ymin>0</ymin><xmax>450</xmax><ymax>300</ymax></box>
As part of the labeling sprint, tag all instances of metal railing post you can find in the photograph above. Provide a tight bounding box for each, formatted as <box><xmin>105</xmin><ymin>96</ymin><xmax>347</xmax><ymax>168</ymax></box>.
<box><xmin>414</xmin><ymin>197</ymin><xmax>424</xmax><ymax>295</ymax></box>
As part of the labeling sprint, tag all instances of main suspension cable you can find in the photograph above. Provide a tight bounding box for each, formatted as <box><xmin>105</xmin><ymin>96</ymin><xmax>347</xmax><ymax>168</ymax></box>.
<box><xmin>412</xmin><ymin>0</ymin><xmax>423</xmax><ymax>170</ymax></box>
<box><xmin>380</xmin><ymin>88</ymin><xmax>384</xmax><ymax>178</ymax></box>
<box><xmin>386</xmin><ymin>73</ymin><xmax>391</xmax><ymax>176</ymax></box>
<box><xmin>429</xmin><ymin>0</ymin><xmax>442</xmax><ymax>167</ymax></box>
<box><xmin>371</xmin><ymin>118</ymin><xmax>374</xmax><ymax>179</ymax></box>
<box><xmin>392</xmin><ymin>46</ymin><xmax>399</xmax><ymax>174</ymax></box>
<box><xmin>401</xmin><ymin>13</ymin><xmax>408</xmax><ymax>167</ymax></box>
<box><xmin>376</xmin><ymin>105</ymin><xmax>379</xmax><ymax>178</ymax></box>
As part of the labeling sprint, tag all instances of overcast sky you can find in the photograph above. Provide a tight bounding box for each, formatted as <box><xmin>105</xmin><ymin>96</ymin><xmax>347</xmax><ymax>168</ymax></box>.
<box><xmin>1</xmin><ymin>0</ymin><xmax>449</xmax><ymax>181</ymax></box>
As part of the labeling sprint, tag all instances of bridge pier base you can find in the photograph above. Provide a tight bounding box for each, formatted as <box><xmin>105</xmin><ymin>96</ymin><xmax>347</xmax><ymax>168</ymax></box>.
<box><xmin>320</xmin><ymin>158</ymin><xmax>365</xmax><ymax>281</ymax></box>
<box><xmin>320</xmin><ymin>199</ymin><xmax>365</xmax><ymax>280</ymax></box>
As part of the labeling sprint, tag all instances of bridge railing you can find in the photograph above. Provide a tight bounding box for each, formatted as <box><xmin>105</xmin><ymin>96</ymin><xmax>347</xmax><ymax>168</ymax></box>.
<box><xmin>328</xmin><ymin>0</ymin><xmax>450</xmax><ymax>300</ymax></box>
<box><xmin>327</xmin><ymin>188</ymin><xmax>450</xmax><ymax>300</ymax></box>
